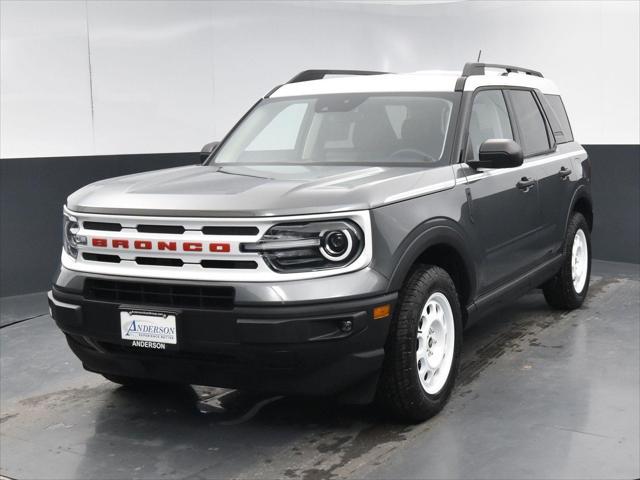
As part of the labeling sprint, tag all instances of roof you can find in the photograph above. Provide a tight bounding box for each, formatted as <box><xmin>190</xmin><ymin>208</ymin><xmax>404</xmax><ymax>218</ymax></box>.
<box><xmin>270</xmin><ymin>68</ymin><xmax>561</xmax><ymax>98</ymax></box>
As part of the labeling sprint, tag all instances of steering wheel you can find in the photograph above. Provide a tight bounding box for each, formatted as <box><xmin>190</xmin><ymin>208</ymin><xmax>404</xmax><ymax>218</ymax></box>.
<box><xmin>389</xmin><ymin>148</ymin><xmax>437</xmax><ymax>163</ymax></box>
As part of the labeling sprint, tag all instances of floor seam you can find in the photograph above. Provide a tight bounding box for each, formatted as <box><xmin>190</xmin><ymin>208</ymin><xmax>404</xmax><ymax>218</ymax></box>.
<box><xmin>0</xmin><ymin>313</ymin><xmax>48</xmax><ymax>330</ymax></box>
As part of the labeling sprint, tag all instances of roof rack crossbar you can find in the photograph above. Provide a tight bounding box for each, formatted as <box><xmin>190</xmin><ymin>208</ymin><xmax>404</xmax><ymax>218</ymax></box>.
<box><xmin>461</xmin><ymin>62</ymin><xmax>543</xmax><ymax>78</ymax></box>
<box><xmin>287</xmin><ymin>69</ymin><xmax>389</xmax><ymax>84</ymax></box>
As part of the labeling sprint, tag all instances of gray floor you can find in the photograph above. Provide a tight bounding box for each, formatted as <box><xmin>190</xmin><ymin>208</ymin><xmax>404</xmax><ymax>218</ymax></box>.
<box><xmin>1</xmin><ymin>260</ymin><xmax>639</xmax><ymax>480</ymax></box>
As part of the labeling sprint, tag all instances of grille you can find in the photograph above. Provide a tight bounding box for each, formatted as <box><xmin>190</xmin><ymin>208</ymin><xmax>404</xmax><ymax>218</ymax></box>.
<box><xmin>83</xmin><ymin>253</ymin><xmax>121</xmax><ymax>263</ymax></box>
<box><xmin>201</xmin><ymin>260</ymin><xmax>258</xmax><ymax>269</ymax></box>
<box><xmin>82</xmin><ymin>222</ymin><xmax>258</xmax><ymax>235</ymax></box>
<box><xmin>83</xmin><ymin>221</ymin><xmax>122</xmax><ymax>231</ymax></box>
<box><xmin>81</xmin><ymin>253</ymin><xmax>257</xmax><ymax>269</ymax></box>
<box><xmin>84</xmin><ymin>279</ymin><xmax>235</xmax><ymax>310</ymax></box>
<box><xmin>67</xmin><ymin>209</ymin><xmax>371</xmax><ymax>282</ymax></box>
<box><xmin>137</xmin><ymin>224</ymin><xmax>185</xmax><ymax>234</ymax></box>
<box><xmin>202</xmin><ymin>226</ymin><xmax>259</xmax><ymax>236</ymax></box>
<box><xmin>135</xmin><ymin>257</ymin><xmax>184</xmax><ymax>267</ymax></box>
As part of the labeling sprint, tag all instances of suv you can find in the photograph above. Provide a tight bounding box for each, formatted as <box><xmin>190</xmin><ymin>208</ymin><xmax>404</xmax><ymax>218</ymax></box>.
<box><xmin>49</xmin><ymin>63</ymin><xmax>592</xmax><ymax>421</ymax></box>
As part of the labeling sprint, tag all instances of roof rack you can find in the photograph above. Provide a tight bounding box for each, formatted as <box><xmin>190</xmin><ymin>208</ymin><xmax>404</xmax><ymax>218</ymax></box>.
<box><xmin>287</xmin><ymin>69</ymin><xmax>390</xmax><ymax>84</ymax></box>
<box><xmin>455</xmin><ymin>62</ymin><xmax>543</xmax><ymax>91</ymax></box>
<box><xmin>264</xmin><ymin>69</ymin><xmax>391</xmax><ymax>98</ymax></box>
<box><xmin>461</xmin><ymin>62</ymin><xmax>543</xmax><ymax>78</ymax></box>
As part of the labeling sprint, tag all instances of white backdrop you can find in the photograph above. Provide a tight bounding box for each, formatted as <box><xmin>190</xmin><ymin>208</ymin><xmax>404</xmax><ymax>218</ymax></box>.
<box><xmin>1</xmin><ymin>0</ymin><xmax>638</xmax><ymax>158</ymax></box>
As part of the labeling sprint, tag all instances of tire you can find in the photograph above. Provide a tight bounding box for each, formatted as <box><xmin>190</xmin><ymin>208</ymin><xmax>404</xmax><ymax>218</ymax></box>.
<box><xmin>376</xmin><ymin>265</ymin><xmax>463</xmax><ymax>423</ymax></box>
<box><xmin>543</xmin><ymin>212</ymin><xmax>591</xmax><ymax>310</ymax></box>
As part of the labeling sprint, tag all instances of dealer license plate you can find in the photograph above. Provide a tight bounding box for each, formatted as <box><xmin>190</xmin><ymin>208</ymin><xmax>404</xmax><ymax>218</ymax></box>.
<box><xmin>120</xmin><ymin>310</ymin><xmax>177</xmax><ymax>349</ymax></box>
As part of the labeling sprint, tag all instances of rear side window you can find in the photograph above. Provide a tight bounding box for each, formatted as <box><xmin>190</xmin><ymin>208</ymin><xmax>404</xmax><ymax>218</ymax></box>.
<box><xmin>508</xmin><ymin>90</ymin><xmax>551</xmax><ymax>157</ymax></box>
<box><xmin>543</xmin><ymin>94</ymin><xmax>574</xmax><ymax>143</ymax></box>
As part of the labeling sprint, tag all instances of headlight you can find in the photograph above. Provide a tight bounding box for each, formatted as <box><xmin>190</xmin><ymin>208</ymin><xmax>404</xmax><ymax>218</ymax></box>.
<box><xmin>63</xmin><ymin>211</ymin><xmax>87</xmax><ymax>259</ymax></box>
<box><xmin>242</xmin><ymin>220</ymin><xmax>364</xmax><ymax>272</ymax></box>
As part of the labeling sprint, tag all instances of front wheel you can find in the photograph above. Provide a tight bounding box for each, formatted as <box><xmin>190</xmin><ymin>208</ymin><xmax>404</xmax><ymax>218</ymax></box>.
<box><xmin>376</xmin><ymin>265</ymin><xmax>462</xmax><ymax>422</ymax></box>
<box><xmin>543</xmin><ymin>212</ymin><xmax>591</xmax><ymax>309</ymax></box>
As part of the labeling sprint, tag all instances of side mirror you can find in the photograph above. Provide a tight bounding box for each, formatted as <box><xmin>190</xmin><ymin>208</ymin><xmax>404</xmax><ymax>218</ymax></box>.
<box><xmin>200</xmin><ymin>141</ymin><xmax>220</xmax><ymax>163</ymax></box>
<box><xmin>468</xmin><ymin>139</ymin><xmax>523</xmax><ymax>169</ymax></box>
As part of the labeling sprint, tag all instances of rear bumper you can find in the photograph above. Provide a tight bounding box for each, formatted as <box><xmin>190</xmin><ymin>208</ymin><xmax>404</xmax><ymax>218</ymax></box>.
<box><xmin>49</xmin><ymin>285</ymin><xmax>396</xmax><ymax>401</ymax></box>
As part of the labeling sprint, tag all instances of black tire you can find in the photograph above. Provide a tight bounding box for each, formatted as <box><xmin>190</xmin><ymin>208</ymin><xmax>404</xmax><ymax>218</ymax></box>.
<box><xmin>375</xmin><ymin>265</ymin><xmax>463</xmax><ymax>423</ymax></box>
<box><xmin>543</xmin><ymin>212</ymin><xmax>591</xmax><ymax>309</ymax></box>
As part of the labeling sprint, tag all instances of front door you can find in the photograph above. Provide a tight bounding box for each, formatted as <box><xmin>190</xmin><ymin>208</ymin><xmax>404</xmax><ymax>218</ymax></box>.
<box><xmin>462</xmin><ymin>89</ymin><xmax>544</xmax><ymax>294</ymax></box>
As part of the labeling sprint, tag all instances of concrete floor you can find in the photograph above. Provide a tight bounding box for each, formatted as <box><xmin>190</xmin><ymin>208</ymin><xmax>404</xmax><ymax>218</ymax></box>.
<box><xmin>1</xmin><ymin>260</ymin><xmax>638</xmax><ymax>480</ymax></box>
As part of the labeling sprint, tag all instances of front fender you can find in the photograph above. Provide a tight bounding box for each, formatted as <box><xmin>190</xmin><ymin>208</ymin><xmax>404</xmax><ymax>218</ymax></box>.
<box><xmin>386</xmin><ymin>218</ymin><xmax>478</xmax><ymax>300</ymax></box>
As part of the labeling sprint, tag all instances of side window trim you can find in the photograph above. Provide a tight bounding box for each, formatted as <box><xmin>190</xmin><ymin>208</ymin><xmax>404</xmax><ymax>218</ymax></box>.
<box><xmin>532</xmin><ymin>89</ymin><xmax>557</xmax><ymax>152</ymax></box>
<box><xmin>504</xmin><ymin>88</ymin><xmax>556</xmax><ymax>160</ymax></box>
<box><xmin>503</xmin><ymin>88</ymin><xmax>523</xmax><ymax>147</ymax></box>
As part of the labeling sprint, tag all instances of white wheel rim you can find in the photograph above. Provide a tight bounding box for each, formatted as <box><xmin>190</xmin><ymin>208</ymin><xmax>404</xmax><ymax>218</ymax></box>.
<box><xmin>416</xmin><ymin>292</ymin><xmax>455</xmax><ymax>395</ymax></box>
<box><xmin>571</xmin><ymin>229</ymin><xmax>588</xmax><ymax>293</ymax></box>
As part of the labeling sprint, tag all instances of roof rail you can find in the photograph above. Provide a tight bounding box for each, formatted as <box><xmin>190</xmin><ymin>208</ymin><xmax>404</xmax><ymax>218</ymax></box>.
<box><xmin>461</xmin><ymin>62</ymin><xmax>543</xmax><ymax>78</ymax></box>
<box><xmin>287</xmin><ymin>69</ymin><xmax>390</xmax><ymax>84</ymax></box>
<box><xmin>455</xmin><ymin>62</ymin><xmax>543</xmax><ymax>91</ymax></box>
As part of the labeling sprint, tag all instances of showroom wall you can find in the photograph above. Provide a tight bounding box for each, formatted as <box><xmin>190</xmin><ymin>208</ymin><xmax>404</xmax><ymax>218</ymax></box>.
<box><xmin>1</xmin><ymin>0</ymin><xmax>638</xmax><ymax>296</ymax></box>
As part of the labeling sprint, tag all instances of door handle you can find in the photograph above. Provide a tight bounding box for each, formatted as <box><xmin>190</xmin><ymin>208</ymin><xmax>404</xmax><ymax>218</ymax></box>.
<box><xmin>559</xmin><ymin>166</ymin><xmax>572</xmax><ymax>180</ymax></box>
<box><xmin>516</xmin><ymin>177</ymin><xmax>536</xmax><ymax>191</ymax></box>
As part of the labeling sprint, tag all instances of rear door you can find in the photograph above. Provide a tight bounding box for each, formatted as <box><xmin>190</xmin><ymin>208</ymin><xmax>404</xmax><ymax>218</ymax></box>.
<box><xmin>503</xmin><ymin>89</ymin><xmax>560</xmax><ymax>264</ymax></box>
<box><xmin>462</xmin><ymin>89</ymin><xmax>544</xmax><ymax>294</ymax></box>
<box><xmin>536</xmin><ymin>93</ymin><xmax>581</xmax><ymax>255</ymax></box>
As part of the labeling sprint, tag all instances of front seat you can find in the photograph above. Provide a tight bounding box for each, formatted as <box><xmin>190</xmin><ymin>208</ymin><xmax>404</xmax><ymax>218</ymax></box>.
<box><xmin>400</xmin><ymin>114</ymin><xmax>445</xmax><ymax>161</ymax></box>
<box><xmin>352</xmin><ymin>104</ymin><xmax>398</xmax><ymax>161</ymax></box>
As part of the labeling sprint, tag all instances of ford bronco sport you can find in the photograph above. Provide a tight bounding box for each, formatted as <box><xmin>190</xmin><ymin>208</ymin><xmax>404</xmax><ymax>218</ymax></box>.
<box><xmin>49</xmin><ymin>63</ymin><xmax>592</xmax><ymax>421</ymax></box>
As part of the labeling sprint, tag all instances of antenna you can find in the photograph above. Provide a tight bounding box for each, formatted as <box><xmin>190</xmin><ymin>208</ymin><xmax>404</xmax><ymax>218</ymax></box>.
<box><xmin>477</xmin><ymin>50</ymin><xmax>482</xmax><ymax>62</ymax></box>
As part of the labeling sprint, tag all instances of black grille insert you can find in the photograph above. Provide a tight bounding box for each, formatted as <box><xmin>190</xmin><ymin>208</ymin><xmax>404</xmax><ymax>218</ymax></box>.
<box><xmin>137</xmin><ymin>225</ymin><xmax>186</xmax><ymax>234</ymax></box>
<box><xmin>203</xmin><ymin>226</ymin><xmax>259</xmax><ymax>236</ymax></box>
<box><xmin>135</xmin><ymin>257</ymin><xmax>184</xmax><ymax>267</ymax></box>
<box><xmin>84</xmin><ymin>279</ymin><xmax>235</xmax><ymax>309</ymax></box>
<box><xmin>201</xmin><ymin>260</ymin><xmax>258</xmax><ymax>269</ymax></box>
<box><xmin>83</xmin><ymin>253</ymin><xmax>121</xmax><ymax>263</ymax></box>
<box><xmin>84</xmin><ymin>221</ymin><xmax>122</xmax><ymax>231</ymax></box>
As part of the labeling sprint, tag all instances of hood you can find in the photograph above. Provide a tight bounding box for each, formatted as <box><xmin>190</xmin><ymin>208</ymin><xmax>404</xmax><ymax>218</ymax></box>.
<box><xmin>67</xmin><ymin>163</ymin><xmax>452</xmax><ymax>217</ymax></box>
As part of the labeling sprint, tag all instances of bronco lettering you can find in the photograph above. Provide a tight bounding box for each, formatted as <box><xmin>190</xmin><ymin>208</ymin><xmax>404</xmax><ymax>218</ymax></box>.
<box><xmin>89</xmin><ymin>238</ymin><xmax>230</xmax><ymax>253</ymax></box>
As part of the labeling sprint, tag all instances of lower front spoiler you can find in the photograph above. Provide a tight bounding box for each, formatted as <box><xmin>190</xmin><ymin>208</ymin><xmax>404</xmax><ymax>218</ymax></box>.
<box><xmin>49</xmin><ymin>288</ymin><xmax>396</xmax><ymax>403</ymax></box>
<box><xmin>66</xmin><ymin>335</ymin><xmax>385</xmax><ymax>402</ymax></box>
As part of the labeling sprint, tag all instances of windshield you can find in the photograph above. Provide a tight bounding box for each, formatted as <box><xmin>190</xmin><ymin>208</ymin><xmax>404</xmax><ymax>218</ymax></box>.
<box><xmin>210</xmin><ymin>93</ymin><xmax>459</xmax><ymax>166</ymax></box>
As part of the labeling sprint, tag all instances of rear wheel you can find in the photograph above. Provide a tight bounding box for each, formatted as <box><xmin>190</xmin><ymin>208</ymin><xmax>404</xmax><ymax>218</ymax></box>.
<box><xmin>376</xmin><ymin>265</ymin><xmax>462</xmax><ymax>422</ymax></box>
<box><xmin>543</xmin><ymin>212</ymin><xmax>591</xmax><ymax>309</ymax></box>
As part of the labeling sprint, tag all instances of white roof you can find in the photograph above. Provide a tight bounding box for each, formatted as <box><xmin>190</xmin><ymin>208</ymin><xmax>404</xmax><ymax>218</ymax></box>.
<box><xmin>271</xmin><ymin>69</ymin><xmax>560</xmax><ymax>97</ymax></box>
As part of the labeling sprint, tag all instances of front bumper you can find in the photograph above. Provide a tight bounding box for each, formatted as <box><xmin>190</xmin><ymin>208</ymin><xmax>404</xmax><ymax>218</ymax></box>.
<box><xmin>49</xmin><ymin>275</ymin><xmax>396</xmax><ymax>400</ymax></box>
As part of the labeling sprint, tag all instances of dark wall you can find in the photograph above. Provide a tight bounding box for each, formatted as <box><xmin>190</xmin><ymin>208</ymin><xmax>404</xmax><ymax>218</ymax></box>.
<box><xmin>588</xmin><ymin>145</ymin><xmax>640</xmax><ymax>264</ymax></box>
<box><xmin>1</xmin><ymin>145</ymin><xmax>638</xmax><ymax>297</ymax></box>
<box><xmin>0</xmin><ymin>153</ymin><xmax>199</xmax><ymax>297</ymax></box>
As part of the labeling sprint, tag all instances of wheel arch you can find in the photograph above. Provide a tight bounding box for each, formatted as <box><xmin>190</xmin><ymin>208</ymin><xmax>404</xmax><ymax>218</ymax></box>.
<box><xmin>387</xmin><ymin>219</ymin><xmax>477</xmax><ymax>318</ymax></box>
<box><xmin>567</xmin><ymin>186</ymin><xmax>593</xmax><ymax>233</ymax></box>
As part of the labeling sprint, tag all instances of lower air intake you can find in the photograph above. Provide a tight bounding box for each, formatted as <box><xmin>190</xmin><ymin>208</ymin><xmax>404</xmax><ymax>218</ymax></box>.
<box><xmin>84</xmin><ymin>279</ymin><xmax>235</xmax><ymax>310</ymax></box>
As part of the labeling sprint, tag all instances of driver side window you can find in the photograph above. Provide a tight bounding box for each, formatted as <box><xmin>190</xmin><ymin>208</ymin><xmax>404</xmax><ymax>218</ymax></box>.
<box><xmin>467</xmin><ymin>90</ymin><xmax>513</xmax><ymax>161</ymax></box>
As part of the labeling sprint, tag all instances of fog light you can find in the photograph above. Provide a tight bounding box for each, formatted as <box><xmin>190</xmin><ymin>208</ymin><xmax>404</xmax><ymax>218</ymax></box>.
<box><xmin>339</xmin><ymin>319</ymin><xmax>353</xmax><ymax>333</ymax></box>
